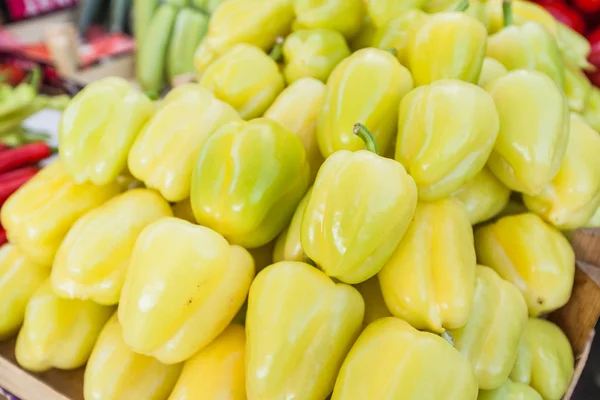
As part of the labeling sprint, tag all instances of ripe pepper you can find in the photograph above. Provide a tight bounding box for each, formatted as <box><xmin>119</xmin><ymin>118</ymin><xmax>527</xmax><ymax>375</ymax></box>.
<box><xmin>449</xmin><ymin>265</ymin><xmax>528</xmax><ymax>390</ymax></box>
<box><xmin>191</xmin><ymin>118</ymin><xmax>310</xmax><ymax>249</ymax></box>
<box><xmin>168</xmin><ymin>324</ymin><xmax>246</xmax><ymax>400</ymax></box>
<box><xmin>58</xmin><ymin>77</ymin><xmax>154</xmax><ymax>186</ymax></box>
<box><xmin>193</xmin><ymin>0</ymin><xmax>294</xmax><ymax>74</ymax></box>
<box><xmin>15</xmin><ymin>280</ymin><xmax>113</xmax><ymax>372</ymax></box>
<box><xmin>485</xmin><ymin>70</ymin><xmax>569</xmax><ymax>195</ymax></box>
<box><xmin>119</xmin><ymin>218</ymin><xmax>255</xmax><ymax>364</ymax></box>
<box><xmin>264</xmin><ymin>78</ymin><xmax>326</xmax><ymax>181</ymax></box>
<box><xmin>354</xmin><ymin>277</ymin><xmax>391</xmax><ymax>326</ymax></box>
<box><xmin>51</xmin><ymin>189</ymin><xmax>172</xmax><ymax>306</ymax></box>
<box><xmin>451</xmin><ymin>167</ymin><xmax>511</xmax><ymax>225</ymax></box>
<box><xmin>365</xmin><ymin>0</ymin><xmax>427</xmax><ymax>27</ymax></box>
<box><xmin>0</xmin><ymin>161</ymin><xmax>120</xmax><ymax>266</ymax></box>
<box><xmin>407</xmin><ymin>12</ymin><xmax>487</xmax><ymax>86</ymax></box>
<box><xmin>272</xmin><ymin>188</ymin><xmax>311</xmax><ymax>263</ymax></box>
<box><xmin>282</xmin><ymin>29</ymin><xmax>351</xmax><ymax>84</ymax></box>
<box><xmin>317</xmin><ymin>48</ymin><xmax>413</xmax><ymax>158</ymax></box>
<box><xmin>478</xmin><ymin>57</ymin><xmax>508</xmax><ymax>87</ymax></box>
<box><xmin>0</xmin><ymin>244</ymin><xmax>48</xmax><ymax>340</ymax></box>
<box><xmin>511</xmin><ymin>318</ymin><xmax>574</xmax><ymax>400</ymax></box>
<box><xmin>475</xmin><ymin>213</ymin><xmax>575</xmax><ymax>316</ymax></box>
<box><xmin>584</xmin><ymin>88</ymin><xmax>600</xmax><ymax>132</ymax></box>
<box><xmin>371</xmin><ymin>10</ymin><xmax>429</xmax><ymax>66</ymax></box>
<box><xmin>84</xmin><ymin>314</ymin><xmax>182</xmax><ymax>400</ymax></box>
<box><xmin>200</xmin><ymin>44</ymin><xmax>284</xmax><ymax>120</ymax></box>
<box><xmin>478</xmin><ymin>380</ymin><xmax>543</xmax><ymax>400</ymax></box>
<box><xmin>523</xmin><ymin>114</ymin><xmax>600</xmax><ymax>230</ymax></box>
<box><xmin>379</xmin><ymin>198</ymin><xmax>475</xmax><ymax>333</ymax></box>
<box><xmin>563</xmin><ymin>63</ymin><xmax>592</xmax><ymax>113</ymax></box>
<box><xmin>302</xmin><ymin>132</ymin><xmax>417</xmax><ymax>284</ymax></box>
<box><xmin>293</xmin><ymin>0</ymin><xmax>364</xmax><ymax>39</ymax></box>
<box><xmin>396</xmin><ymin>80</ymin><xmax>499</xmax><ymax>201</ymax></box>
<box><xmin>246</xmin><ymin>261</ymin><xmax>364</xmax><ymax>400</ymax></box>
<box><xmin>331</xmin><ymin>317</ymin><xmax>478</xmax><ymax>399</ymax></box>
<box><xmin>128</xmin><ymin>84</ymin><xmax>240</xmax><ymax>202</ymax></box>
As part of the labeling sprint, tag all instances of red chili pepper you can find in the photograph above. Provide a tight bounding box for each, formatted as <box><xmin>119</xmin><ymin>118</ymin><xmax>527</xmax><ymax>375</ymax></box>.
<box><xmin>0</xmin><ymin>229</ymin><xmax>7</xmax><ymax>246</ymax></box>
<box><xmin>0</xmin><ymin>144</ymin><xmax>11</xmax><ymax>153</ymax></box>
<box><xmin>0</xmin><ymin>64</ymin><xmax>27</xmax><ymax>86</ymax></box>
<box><xmin>0</xmin><ymin>171</ymin><xmax>38</xmax><ymax>207</ymax></box>
<box><xmin>0</xmin><ymin>143</ymin><xmax>52</xmax><ymax>174</ymax></box>
<box><xmin>0</xmin><ymin>166</ymin><xmax>39</xmax><ymax>184</ymax></box>
<box><xmin>538</xmin><ymin>0</ymin><xmax>587</xmax><ymax>34</ymax></box>
<box><xmin>573</xmin><ymin>0</ymin><xmax>600</xmax><ymax>14</ymax></box>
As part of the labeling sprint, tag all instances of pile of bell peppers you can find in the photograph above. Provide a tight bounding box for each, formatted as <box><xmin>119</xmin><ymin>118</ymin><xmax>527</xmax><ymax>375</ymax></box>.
<box><xmin>0</xmin><ymin>0</ymin><xmax>598</xmax><ymax>399</ymax></box>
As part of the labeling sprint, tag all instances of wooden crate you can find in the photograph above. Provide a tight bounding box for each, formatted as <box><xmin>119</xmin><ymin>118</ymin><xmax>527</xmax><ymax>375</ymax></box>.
<box><xmin>0</xmin><ymin>229</ymin><xmax>599</xmax><ymax>400</ymax></box>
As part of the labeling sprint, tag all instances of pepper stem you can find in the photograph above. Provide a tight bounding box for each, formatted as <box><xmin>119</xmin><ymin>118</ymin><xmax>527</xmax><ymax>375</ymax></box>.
<box><xmin>353</xmin><ymin>123</ymin><xmax>379</xmax><ymax>155</ymax></box>
<box><xmin>441</xmin><ymin>331</ymin><xmax>455</xmax><ymax>347</ymax></box>
<box><xmin>269</xmin><ymin>36</ymin><xmax>285</xmax><ymax>63</ymax></box>
<box><xmin>455</xmin><ymin>0</ymin><xmax>469</xmax><ymax>12</ymax></box>
<box><xmin>503</xmin><ymin>0</ymin><xmax>513</xmax><ymax>27</ymax></box>
<box><xmin>28</xmin><ymin>66</ymin><xmax>41</xmax><ymax>90</ymax></box>
<box><xmin>145</xmin><ymin>91</ymin><xmax>159</xmax><ymax>101</ymax></box>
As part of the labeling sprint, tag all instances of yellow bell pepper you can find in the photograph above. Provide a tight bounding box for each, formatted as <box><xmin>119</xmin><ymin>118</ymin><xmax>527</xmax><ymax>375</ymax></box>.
<box><xmin>0</xmin><ymin>244</ymin><xmax>49</xmax><ymax>340</ymax></box>
<box><xmin>264</xmin><ymin>78</ymin><xmax>326</xmax><ymax>181</ymax></box>
<box><xmin>558</xmin><ymin>23</ymin><xmax>593</xmax><ymax>70</ymax></box>
<box><xmin>379</xmin><ymin>198</ymin><xmax>475</xmax><ymax>333</ymax></box>
<box><xmin>396</xmin><ymin>80</ymin><xmax>499</xmax><ymax>201</ymax></box>
<box><xmin>511</xmin><ymin>318</ymin><xmax>574</xmax><ymax>400</ymax></box>
<box><xmin>302</xmin><ymin>144</ymin><xmax>417</xmax><ymax>284</ymax></box>
<box><xmin>168</xmin><ymin>324</ymin><xmax>246</xmax><ymax>400</ymax></box>
<box><xmin>199</xmin><ymin>44</ymin><xmax>284</xmax><ymax>120</ymax></box>
<box><xmin>585</xmin><ymin>205</ymin><xmax>600</xmax><ymax>228</ymax></box>
<box><xmin>583</xmin><ymin>87</ymin><xmax>600</xmax><ymax>132</ymax></box>
<box><xmin>331</xmin><ymin>317</ymin><xmax>478</xmax><ymax>399</ymax></box>
<box><xmin>191</xmin><ymin>118</ymin><xmax>310</xmax><ymax>249</ymax></box>
<box><xmin>475</xmin><ymin>213</ymin><xmax>575</xmax><ymax>316</ymax></box>
<box><xmin>119</xmin><ymin>218</ymin><xmax>254</xmax><ymax>364</ymax></box>
<box><xmin>293</xmin><ymin>0</ymin><xmax>364</xmax><ymax>39</ymax></box>
<box><xmin>128</xmin><ymin>84</ymin><xmax>239</xmax><ymax>202</ymax></box>
<box><xmin>172</xmin><ymin>198</ymin><xmax>196</xmax><ymax>223</ymax></box>
<box><xmin>1</xmin><ymin>161</ymin><xmax>120</xmax><ymax>266</ymax></box>
<box><xmin>478</xmin><ymin>57</ymin><xmax>508</xmax><ymax>87</ymax></box>
<box><xmin>282</xmin><ymin>29</ymin><xmax>350</xmax><ymax>84</ymax></box>
<box><xmin>449</xmin><ymin>265</ymin><xmax>528</xmax><ymax>390</ymax></box>
<box><xmin>349</xmin><ymin>16</ymin><xmax>378</xmax><ymax>51</ymax></box>
<box><xmin>467</xmin><ymin>0</ymin><xmax>491</xmax><ymax>30</ymax></box>
<box><xmin>365</xmin><ymin>0</ymin><xmax>427</xmax><ymax>27</ymax></box>
<box><xmin>523</xmin><ymin>114</ymin><xmax>600</xmax><ymax>230</ymax></box>
<box><xmin>194</xmin><ymin>0</ymin><xmax>294</xmax><ymax>74</ymax></box>
<box><xmin>51</xmin><ymin>189</ymin><xmax>172</xmax><ymax>306</ymax></box>
<box><xmin>84</xmin><ymin>314</ymin><xmax>182</xmax><ymax>400</ymax></box>
<box><xmin>58</xmin><ymin>77</ymin><xmax>154</xmax><ymax>185</ymax></box>
<box><xmin>486</xmin><ymin>0</ymin><xmax>557</xmax><ymax>36</ymax></box>
<box><xmin>479</xmin><ymin>380</ymin><xmax>543</xmax><ymax>400</ymax></box>
<box><xmin>485</xmin><ymin>70</ymin><xmax>570</xmax><ymax>195</ymax></box>
<box><xmin>564</xmin><ymin>64</ymin><xmax>592</xmax><ymax>113</ymax></box>
<box><xmin>451</xmin><ymin>167</ymin><xmax>511</xmax><ymax>225</ymax></box>
<box><xmin>354</xmin><ymin>277</ymin><xmax>391</xmax><ymax>326</ymax></box>
<box><xmin>407</xmin><ymin>12</ymin><xmax>487</xmax><ymax>86</ymax></box>
<box><xmin>317</xmin><ymin>48</ymin><xmax>413</xmax><ymax>158</ymax></box>
<box><xmin>246</xmin><ymin>261</ymin><xmax>364</xmax><ymax>400</ymax></box>
<box><xmin>371</xmin><ymin>10</ymin><xmax>429</xmax><ymax>66</ymax></box>
<box><xmin>272</xmin><ymin>188</ymin><xmax>311</xmax><ymax>263</ymax></box>
<box><xmin>15</xmin><ymin>280</ymin><xmax>113</xmax><ymax>372</ymax></box>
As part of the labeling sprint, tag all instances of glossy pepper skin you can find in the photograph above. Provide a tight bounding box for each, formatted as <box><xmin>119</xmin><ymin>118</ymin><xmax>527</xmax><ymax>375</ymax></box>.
<box><xmin>191</xmin><ymin>118</ymin><xmax>310</xmax><ymax>249</ymax></box>
<box><xmin>293</xmin><ymin>0</ymin><xmax>364</xmax><ymax>39</ymax></box>
<box><xmin>272</xmin><ymin>189</ymin><xmax>311</xmax><ymax>263</ymax></box>
<box><xmin>332</xmin><ymin>317</ymin><xmax>478</xmax><ymax>400</ymax></box>
<box><xmin>302</xmin><ymin>150</ymin><xmax>417</xmax><ymax>284</ymax></box>
<box><xmin>523</xmin><ymin>114</ymin><xmax>600</xmax><ymax>230</ymax></box>
<box><xmin>193</xmin><ymin>0</ymin><xmax>294</xmax><ymax>74</ymax></box>
<box><xmin>407</xmin><ymin>12</ymin><xmax>487</xmax><ymax>86</ymax></box>
<box><xmin>371</xmin><ymin>10</ymin><xmax>428</xmax><ymax>66</ymax></box>
<box><xmin>478</xmin><ymin>57</ymin><xmax>508</xmax><ymax>87</ymax></box>
<box><xmin>118</xmin><ymin>218</ymin><xmax>254</xmax><ymax>364</ymax></box>
<box><xmin>168</xmin><ymin>324</ymin><xmax>246</xmax><ymax>400</ymax></box>
<box><xmin>200</xmin><ymin>44</ymin><xmax>284</xmax><ymax>120</ymax></box>
<box><xmin>128</xmin><ymin>84</ymin><xmax>239</xmax><ymax>202</ymax></box>
<box><xmin>15</xmin><ymin>280</ymin><xmax>113</xmax><ymax>372</ymax></box>
<box><xmin>84</xmin><ymin>314</ymin><xmax>182</xmax><ymax>400</ymax></box>
<box><xmin>1</xmin><ymin>161</ymin><xmax>120</xmax><ymax>266</ymax></box>
<box><xmin>0</xmin><ymin>244</ymin><xmax>48</xmax><ymax>340</ymax></box>
<box><xmin>485</xmin><ymin>70</ymin><xmax>569</xmax><ymax>195</ymax></box>
<box><xmin>59</xmin><ymin>77</ymin><xmax>154</xmax><ymax>185</ymax></box>
<box><xmin>51</xmin><ymin>189</ymin><xmax>172</xmax><ymax>306</ymax></box>
<box><xmin>354</xmin><ymin>277</ymin><xmax>391</xmax><ymax>326</ymax></box>
<box><xmin>365</xmin><ymin>0</ymin><xmax>427</xmax><ymax>28</ymax></box>
<box><xmin>282</xmin><ymin>29</ymin><xmax>350</xmax><ymax>84</ymax></box>
<box><xmin>264</xmin><ymin>78</ymin><xmax>326</xmax><ymax>181</ymax></box>
<box><xmin>583</xmin><ymin>87</ymin><xmax>600</xmax><ymax>132</ymax></box>
<box><xmin>451</xmin><ymin>167</ymin><xmax>511</xmax><ymax>225</ymax></box>
<box><xmin>511</xmin><ymin>318</ymin><xmax>574</xmax><ymax>400</ymax></box>
<box><xmin>246</xmin><ymin>262</ymin><xmax>364</xmax><ymax>400</ymax></box>
<box><xmin>475</xmin><ymin>213</ymin><xmax>575</xmax><ymax>316</ymax></box>
<box><xmin>449</xmin><ymin>266</ymin><xmax>528</xmax><ymax>390</ymax></box>
<box><xmin>479</xmin><ymin>380</ymin><xmax>543</xmax><ymax>400</ymax></box>
<box><xmin>379</xmin><ymin>199</ymin><xmax>475</xmax><ymax>333</ymax></box>
<box><xmin>396</xmin><ymin>80</ymin><xmax>499</xmax><ymax>201</ymax></box>
<box><xmin>317</xmin><ymin>48</ymin><xmax>413</xmax><ymax>158</ymax></box>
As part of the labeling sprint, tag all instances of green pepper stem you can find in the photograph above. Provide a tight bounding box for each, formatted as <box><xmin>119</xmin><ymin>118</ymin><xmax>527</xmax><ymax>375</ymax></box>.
<box><xmin>28</xmin><ymin>66</ymin><xmax>41</xmax><ymax>90</ymax></box>
<box><xmin>269</xmin><ymin>36</ymin><xmax>285</xmax><ymax>63</ymax></box>
<box><xmin>503</xmin><ymin>0</ymin><xmax>513</xmax><ymax>27</ymax></box>
<box><xmin>145</xmin><ymin>91</ymin><xmax>159</xmax><ymax>101</ymax></box>
<box><xmin>441</xmin><ymin>331</ymin><xmax>455</xmax><ymax>347</ymax></box>
<box><xmin>353</xmin><ymin>123</ymin><xmax>379</xmax><ymax>155</ymax></box>
<box><xmin>455</xmin><ymin>0</ymin><xmax>469</xmax><ymax>12</ymax></box>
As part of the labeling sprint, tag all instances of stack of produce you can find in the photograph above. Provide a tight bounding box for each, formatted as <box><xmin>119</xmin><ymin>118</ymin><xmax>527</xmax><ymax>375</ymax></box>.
<box><xmin>1</xmin><ymin>0</ymin><xmax>598</xmax><ymax>399</ymax></box>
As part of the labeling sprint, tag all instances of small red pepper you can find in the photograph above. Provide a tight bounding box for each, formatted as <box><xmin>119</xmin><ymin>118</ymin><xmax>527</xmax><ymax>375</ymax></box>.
<box><xmin>573</xmin><ymin>0</ymin><xmax>600</xmax><ymax>14</ymax></box>
<box><xmin>0</xmin><ymin>229</ymin><xmax>6</xmax><ymax>246</ymax></box>
<box><xmin>0</xmin><ymin>170</ymin><xmax>39</xmax><ymax>207</ymax></box>
<box><xmin>0</xmin><ymin>166</ymin><xmax>39</xmax><ymax>184</ymax></box>
<box><xmin>0</xmin><ymin>143</ymin><xmax>52</xmax><ymax>174</ymax></box>
<box><xmin>0</xmin><ymin>144</ymin><xmax>11</xmax><ymax>153</ymax></box>
<box><xmin>538</xmin><ymin>0</ymin><xmax>587</xmax><ymax>34</ymax></box>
